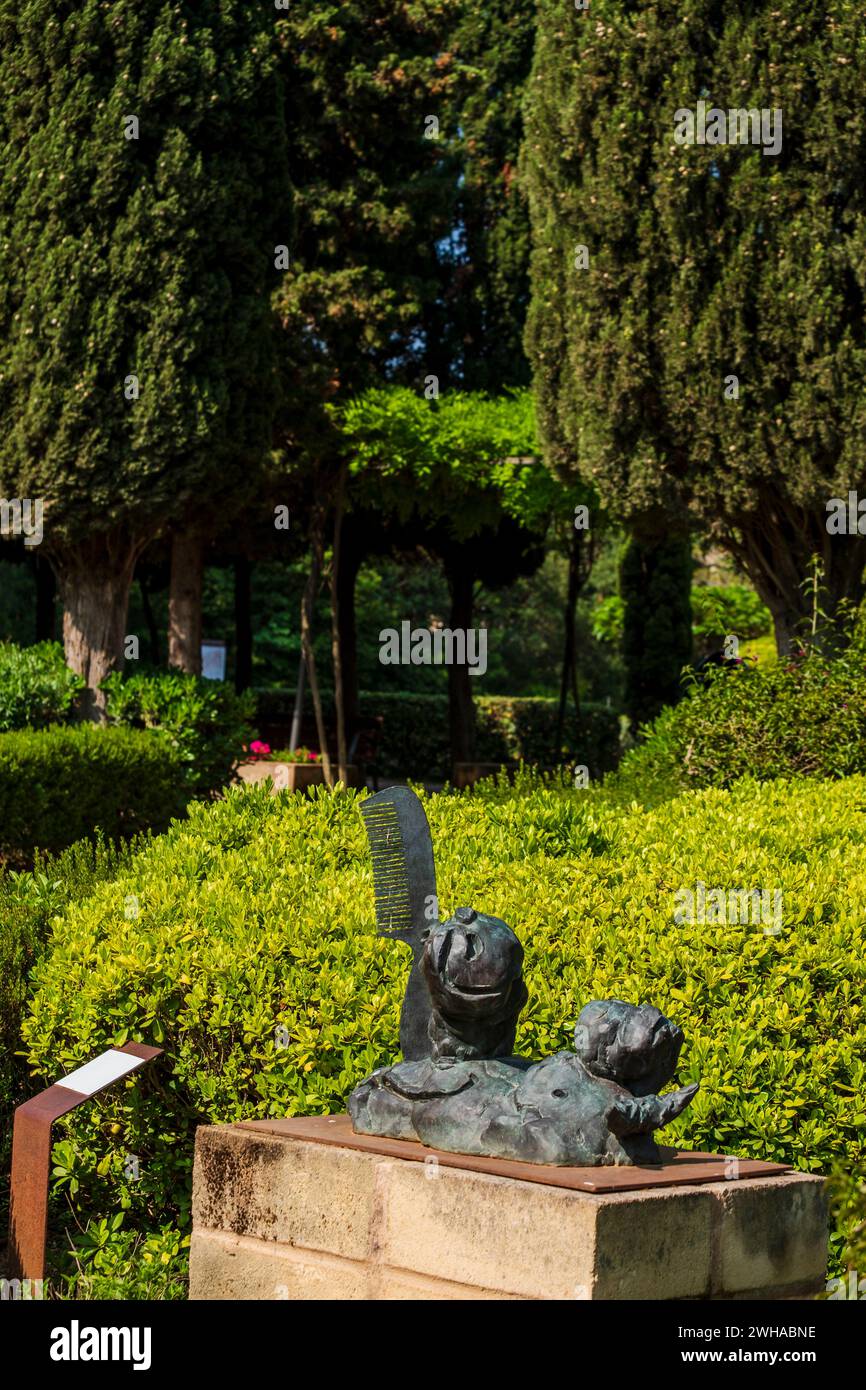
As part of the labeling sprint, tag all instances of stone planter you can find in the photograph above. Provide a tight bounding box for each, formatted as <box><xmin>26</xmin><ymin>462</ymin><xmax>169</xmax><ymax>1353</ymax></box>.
<box><xmin>235</xmin><ymin>760</ymin><xmax>360</xmax><ymax>792</ymax></box>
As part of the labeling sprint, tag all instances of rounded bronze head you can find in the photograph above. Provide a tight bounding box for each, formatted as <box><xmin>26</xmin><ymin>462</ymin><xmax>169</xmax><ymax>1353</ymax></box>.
<box><xmin>423</xmin><ymin>908</ymin><xmax>524</xmax><ymax>1019</ymax></box>
<box><xmin>573</xmin><ymin>999</ymin><xmax>684</xmax><ymax>1096</ymax></box>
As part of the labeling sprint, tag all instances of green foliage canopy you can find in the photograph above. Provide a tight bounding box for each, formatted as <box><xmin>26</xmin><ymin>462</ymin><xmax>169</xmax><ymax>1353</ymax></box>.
<box><xmin>523</xmin><ymin>0</ymin><xmax>866</xmax><ymax>641</ymax></box>
<box><xmin>0</xmin><ymin>0</ymin><xmax>290</xmax><ymax>542</ymax></box>
<box><xmin>334</xmin><ymin>386</ymin><xmax>570</xmax><ymax>539</ymax></box>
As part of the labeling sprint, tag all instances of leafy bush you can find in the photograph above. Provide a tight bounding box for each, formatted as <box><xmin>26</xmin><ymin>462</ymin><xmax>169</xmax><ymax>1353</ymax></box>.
<box><xmin>0</xmin><ymin>641</ymin><xmax>83</xmax><ymax>730</ymax></box>
<box><xmin>255</xmin><ymin>688</ymin><xmax>620</xmax><ymax>779</ymax></box>
<box><xmin>691</xmin><ymin>584</ymin><xmax>772</xmax><ymax>645</ymax></box>
<box><xmin>590</xmin><ymin>594</ymin><xmax>625</xmax><ymax>644</ymax></box>
<box><xmin>22</xmin><ymin>770</ymin><xmax>866</xmax><ymax>1282</ymax></box>
<box><xmin>103</xmin><ymin>671</ymin><xmax>255</xmax><ymax>796</ymax></box>
<box><xmin>0</xmin><ymin>726</ymin><xmax>183</xmax><ymax>859</ymax></box>
<box><xmin>826</xmin><ymin>1168</ymin><xmax>866</xmax><ymax>1287</ymax></box>
<box><xmin>613</xmin><ymin>644</ymin><xmax>866</xmax><ymax>799</ymax></box>
<box><xmin>51</xmin><ymin>1218</ymin><xmax>189</xmax><ymax>1302</ymax></box>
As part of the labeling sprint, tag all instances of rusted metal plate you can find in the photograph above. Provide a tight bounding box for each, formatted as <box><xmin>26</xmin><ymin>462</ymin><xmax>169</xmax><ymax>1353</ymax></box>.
<box><xmin>7</xmin><ymin>1043</ymin><xmax>162</xmax><ymax>1282</ymax></box>
<box><xmin>237</xmin><ymin>1113</ymin><xmax>791</xmax><ymax>1193</ymax></box>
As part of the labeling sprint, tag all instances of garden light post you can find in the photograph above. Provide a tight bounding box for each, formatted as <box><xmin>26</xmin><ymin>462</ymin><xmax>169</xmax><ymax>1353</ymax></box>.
<box><xmin>8</xmin><ymin>1042</ymin><xmax>162</xmax><ymax>1284</ymax></box>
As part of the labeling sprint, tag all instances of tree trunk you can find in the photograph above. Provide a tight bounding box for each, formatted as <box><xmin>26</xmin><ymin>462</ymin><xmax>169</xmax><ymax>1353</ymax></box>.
<box><xmin>139</xmin><ymin>575</ymin><xmax>160</xmax><ymax>665</ymax></box>
<box><xmin>55</xmin><ymin>535</ymin><xmax>139</xmax><ymax>721</ymax></box>
<box><xmin>445</xmin><ymin>553</ymin><xmax>477</xmax><ymax>770</ymax></box>
<box><xmin>329</xmin><ymin>464</ymin><xmax>349</xmax><ymax>784</ymax></box>
<box><xmin>728</xmin><ymin>495</ymin><xmax>866</xmax><ymax>656</ymax></box>
<box><xmin>234</xmin><ymin>555</ymin><xmax>253</xmax><ymax>692</ymax></box>
<box><xmin>554</xmin><ymin>526</ymin><xmax>586</xmax><ymax>756</ymax></box>
<box><xmin>35</xmin><ymin>555</ymin><xmax>56</xmax><ymax>642</ymax></box>
<box><xmin>168</xmin><ymin>532</ymin><xmax>204</xmax><ymax>675</ymax></box>
<box><xmin>301</xmin><ymin>500</ymin><xmax>333</xmax><ymax>787</ymax></box>
<box><xmin>289</xmin><ymin>654</ymin><xmax>305</xmax><ymax>753</ymax></box>
<box><xmin>336</xmin><ymin>518</ymin><xmax>363</xmax><ymax>734</ymax></box>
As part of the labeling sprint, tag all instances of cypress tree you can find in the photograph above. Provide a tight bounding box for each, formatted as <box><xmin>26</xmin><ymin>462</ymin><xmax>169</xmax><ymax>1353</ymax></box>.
<box><xmin>523</xmin><ymin>0</ymin><xmax>866</xmax><ymax>653</ymax></box>
<box><xmin>0</xmin><ymin>2</ymin><xmax>289</xmax><ymax>710</ymax></box>
<box><xmin>274</xmin><ymin>2</ymin><xmax>459</xmax><ymax>413</ymax></box>
<box><xmin>432</xmin><ymin>0</ymin><xmax>537</xmax><ymax>391</ymax></box>
<box><xmin>271</xmin><ymin>3</ymin><xmax>464</xmax><ymax>771</ymax></box>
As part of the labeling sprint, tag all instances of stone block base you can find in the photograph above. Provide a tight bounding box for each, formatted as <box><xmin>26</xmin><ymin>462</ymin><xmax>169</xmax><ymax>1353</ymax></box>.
<box><xmin>189</xmin><ymin>1121</ymin><xmax>827</xmax><ymax>1301</ymax></box>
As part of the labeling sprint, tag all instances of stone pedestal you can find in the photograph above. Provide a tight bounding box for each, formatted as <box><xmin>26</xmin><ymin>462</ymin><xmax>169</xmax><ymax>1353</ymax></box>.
<box><xmin>189</xmin><ymin>1116</ymin><xmax>827</xmax><ymax>1301</ymax></box>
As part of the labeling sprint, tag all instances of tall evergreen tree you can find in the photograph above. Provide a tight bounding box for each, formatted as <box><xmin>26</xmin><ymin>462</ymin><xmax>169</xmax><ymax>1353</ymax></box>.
<box><xmin>523</xmin><ymin>0</ymin><xmax>866</xmax><ymax>653</ymax></box>
<box><xmin>0</xmin><ymin>2</ymin><xmax>289</xmax><ymax>711</ymax></box>
<box><xmin>430</xmin><ymin>0</ymin><xmax>537</xmax><ymax>391</ymax></box>
<box><xmin>274</xmin><ymin>2</ymin><xmax>460</xmax><ymax>418</ymax></box>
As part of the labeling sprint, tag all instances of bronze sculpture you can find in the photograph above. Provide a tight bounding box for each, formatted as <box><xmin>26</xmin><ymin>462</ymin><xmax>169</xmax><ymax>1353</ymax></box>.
<box><xmin>349</xmin><ymin>787</ymin><xmax>698</xmax><ymax>1167</ymax></box>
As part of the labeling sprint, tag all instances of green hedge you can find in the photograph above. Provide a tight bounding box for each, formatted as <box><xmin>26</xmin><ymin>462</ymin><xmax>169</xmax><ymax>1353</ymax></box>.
<box><xmin>0</xmin><ymin>641</ymin><xmax>84</xmax><ymax>730</ymax></box>
<box><xmin>255</xmin><ymin>689</ymin><xmax>621</xmax><ymax>779</ymax></box>
<box><xmin>613</xmin><ymin>643</ymin><xmax>866</xmax><ymax>802</ymax></box>
<box><xmin>0</xmin><ymin>726</ymin><xmax>184</xmax><ymax>859</ymax></box>
<box><xmin>103</xmin><ymin>671</ymin><xmax>255</xmax><ymax>797</ymax></box>
<box><xmin>22</xmin><ymin>770</ymin><xmax>866</xmax><ymax>1278</ymax></box>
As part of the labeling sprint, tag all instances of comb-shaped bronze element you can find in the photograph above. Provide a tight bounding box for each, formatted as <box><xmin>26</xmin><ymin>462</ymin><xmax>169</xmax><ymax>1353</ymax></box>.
<box><xmin>360</xmin><ymin>787</ymin><xmax>438</xmax><ymax>1057</ymax></box>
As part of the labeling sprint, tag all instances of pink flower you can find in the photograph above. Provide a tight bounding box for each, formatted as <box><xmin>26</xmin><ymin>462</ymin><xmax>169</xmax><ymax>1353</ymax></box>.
<box><xmin>250</xmin><ymin>740</ymin><xmax>271</xmax><ymax>759</ymax></box>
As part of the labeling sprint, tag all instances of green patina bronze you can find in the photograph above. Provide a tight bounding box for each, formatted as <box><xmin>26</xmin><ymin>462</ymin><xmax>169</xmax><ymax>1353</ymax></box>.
<box><xmin>351</xmin><ymin>788</ymin><xmax>698</xmax><ymax>1167</ymax></box>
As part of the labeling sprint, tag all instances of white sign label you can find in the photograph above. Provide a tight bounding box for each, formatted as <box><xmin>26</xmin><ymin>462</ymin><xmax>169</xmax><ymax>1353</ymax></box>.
<box><xmin>56</xmin><ymin>1050</ymin><xmax>141</xmax><ymax>1096</ymax></box>
<box><xmin>201</xmin><ymin>641</ymin><xmax>227</xmax><ymax>681</ymax></box>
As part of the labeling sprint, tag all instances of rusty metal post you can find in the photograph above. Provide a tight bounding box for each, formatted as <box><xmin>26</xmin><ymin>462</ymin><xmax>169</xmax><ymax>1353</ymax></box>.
<box><xmin>8</xmin><ymin>1042</ymin><xmax>162</xmax><ymax>1283</ymax></box>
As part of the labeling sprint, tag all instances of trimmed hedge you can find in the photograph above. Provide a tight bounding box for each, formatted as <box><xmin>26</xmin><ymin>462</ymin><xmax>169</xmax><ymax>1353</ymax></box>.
<box><xmin>613</xmin><ymin>644</ymin><xmax>866</xmax><ymax>802</ymax></box>
<box><xmin>475</xmin><ymin>695</ymin><xmax>620</xmax><ymax>774</ymax></box>
<box><xmin>255</xmin><ymin>688</ymin><xmax>621</xmax><ymax>779</ymax></box>
<box><xmin>22</xmin><ymin>770</ymin><xmax>866</xmax><ymax>1275</ymax></box>
<box><xmin>0</xmin><ymin>726</ymin><xmax>185</xmax><ymax>858</ymax></box>
<box><xmin>0</xmin><ymin>640</ymin><xmax>84</xmax><ymax>730</ymax></box>
<box><xmin>103</xmin><ymin>671</ymin><xmax>255</xmax><ymax>797</ymax></box>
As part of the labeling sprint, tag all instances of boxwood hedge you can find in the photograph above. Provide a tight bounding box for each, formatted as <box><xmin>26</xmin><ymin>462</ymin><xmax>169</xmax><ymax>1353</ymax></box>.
<box><xmin>21</xmin><ymin>770</ymin><xmax>865</xmax><ymax>1274</ymax></box>
<box><xmin>615</xmin><ymin>643</ymin><xmax>866</xmax><ymax>800</ymax></box>
<box><xmin>0</xmin><ymin>836</ymin><xmax>147</xmax><ymax>1240</ymax></box>
<box><xmin>0</xmin><ymin>640</ymin><xmax>84</xmax><ymax>730</ymax></box>
<box><xmin>255</xmin><ymin>688</ymin><xmax>621</xmax><ymax>779</ymax></box>
<box><xmin>0</xmin><ymin>725</ymin><xmax>184</xmax><ymax>859</ymax></box>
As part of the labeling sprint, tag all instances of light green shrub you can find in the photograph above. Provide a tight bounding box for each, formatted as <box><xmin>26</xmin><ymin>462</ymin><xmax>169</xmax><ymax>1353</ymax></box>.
<box><xmin>0</xmin><ymin>835</ymin><xmax>150</xmax><ymax>1241</ymax></box>
<box><xmin>0</xmin><ymin>641</ymin><xmax>83</xmax><ymax>730</ymax></box>
<box><xmin>691</xmin><ymin>584</ymin><xmax>772</xmax><ymax>645</ymax></box>
<box><xmin>103</xmin><ymin>671</ymin><xmax>255</xmax><ymax>797</ymax></box>
<box><xmin>21</xmin><ymin>771</ymin><xmax>866</xmax><ymax>1275</ymax></box>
